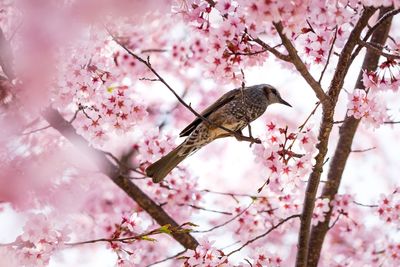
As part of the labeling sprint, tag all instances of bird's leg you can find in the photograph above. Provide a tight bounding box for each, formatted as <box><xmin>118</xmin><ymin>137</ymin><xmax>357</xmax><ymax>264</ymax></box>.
<box><xmin>233</xmin><ymin>129</ymin><xmax>245</xmax><ymax>141</ymax></box>
<box><xmin>247</xmin><ymin>123</ymin><xmax>253</xmax><ymax>139</ymax></box>
<box><xmin>245</xmin><ymin>122</ymin><xmax>260</xmax><ymax>147</ymax></box>
<box><xmin>233</xmin><ymin>129</ymin><xmax>261</xmax><ymax>145</ymax></box>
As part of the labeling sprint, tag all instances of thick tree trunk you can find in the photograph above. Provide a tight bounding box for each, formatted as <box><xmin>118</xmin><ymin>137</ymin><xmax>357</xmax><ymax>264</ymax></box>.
<box><xmin>306</xmin><ymin>7</ymin><xmax>394</xmax><ymax>267</ymax></box>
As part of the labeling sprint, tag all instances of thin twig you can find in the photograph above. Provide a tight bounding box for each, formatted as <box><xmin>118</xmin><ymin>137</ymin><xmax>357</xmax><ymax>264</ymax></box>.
<box><xmin>384</xmin><ymin>120</ymin><xmax>400</xmax><ymax>124</ymax></box>
<box><xmin>159</xmin><ymin>88</ymin><xmax>189</xmax><ymax>130</ymax></box>
<box><xmin>319</xmin><ymin>27</ymin><xmax>338</xmax><ymax>84</ymax></box>
<box><xmin>65</xmin><ymin>228</ymin><xmax>164</xmax><ymax>246</ymax></box>
<box><xmin>141</xmin><ymin>49</ymin><xmax>168</xmax><ymax>53</ymax></box>
<box><xmin>130</xmin><ymin>168</ymin><xmax>147</xmax><ymax>176</ymax></box>
<box><xmin>226</xmin><ymin>49</ymin><xmax>268</xmax><ymax>57</ymax></box>
<box><xmin>328</xmin><ymin>212</ymin><xmax>342</xmax><ymax>229</ymax></box>
<box><xmin>358</xmin><ymin>39</ymin><xmax>400</xmax><ymax>59</ymax></box>
<box><xmin>193</xmin><ymin>201</ymin><xmax>254</xmax><ymax>233</ymax></box>
<box><xmin>351</xmin><ymin>146</ymin><xmax>376</xmax><ymax>153</ymax></box>
<box><xmin>200</xmin><ymin>189</ymin><xmax>263</xmax><ymax>200</ymax></box>
<box><xmin>286</xmin><ymin>102</ymin><xmax>320</xmax><ymax>152</ymax></box>
<box><xmin>226</xmin><ymin>214</ymin><xmax>300</xmax><ymax>256</ymax></box>
<box><xmin>353</xmin><ymin>200</ymin><xmax>378</xmax><ymax>208</ymax></box>
<box><xmin>139</xmin><ymin>77</ymin><xmax>161</xmax><ymax>82</ymax></box>
<box><xmin>146</xmin><ymin>249</ymin><xmax>188</xmax><ymax>267</ymax></box>
<box><xmin>21</xmin><ymin>125</ymin><xmax>51</xmax><ymax>135</ymax></box>
<box><xmin>178</xmin><ymin>204</ymin><xmax>233</xmax><ymax>215</ymax></box>
<box><xmin>103</xmin><ymin>151</ymin><xmax>121</xmax><ymax>165</ymax></box>
<box><xmin>127</xmin><ymin>176</ymin><xmax>147</xmax><ymax>180</ymax></box>
<box><xmin>68</xmin><ymin>108</ymin><xmax>81</xmax><ymax>123</ymax></box>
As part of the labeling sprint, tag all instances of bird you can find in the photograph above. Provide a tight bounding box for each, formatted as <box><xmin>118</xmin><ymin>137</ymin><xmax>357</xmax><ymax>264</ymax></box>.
<box><xmin>145</xmin><ymin>84</ymin><xmax>292</xmax><ymax>183</ymax></box>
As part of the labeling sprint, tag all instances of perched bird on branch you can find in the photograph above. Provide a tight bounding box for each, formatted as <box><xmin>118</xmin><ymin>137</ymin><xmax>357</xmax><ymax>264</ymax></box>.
<box><xmin>146</xmin><ymin>84</ymin><xmax>291</xmax><ymax>183</ymax></box>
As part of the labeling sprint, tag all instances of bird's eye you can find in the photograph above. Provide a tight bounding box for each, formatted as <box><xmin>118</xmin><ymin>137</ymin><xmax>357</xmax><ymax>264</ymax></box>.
<box><xmin>271</xmin><ymin>88</ymin><xmax>277</xmax><ymax>94</ymax></box>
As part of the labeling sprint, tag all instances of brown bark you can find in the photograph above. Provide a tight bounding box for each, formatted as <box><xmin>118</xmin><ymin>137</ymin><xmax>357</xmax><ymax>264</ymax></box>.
<box><xmin>42</xmin><ymin>108</ymin><xmax>199</xmax><ymax>250</ymax></box>
<box><xmin>294</xmin><ymin>7</ymin><xmax>377</xmax><ymax>267</ymax></box>
<box><xmin>306</xmin><ymin>7</ymin><xmax>394</xmax><ymax>267</ymax></box>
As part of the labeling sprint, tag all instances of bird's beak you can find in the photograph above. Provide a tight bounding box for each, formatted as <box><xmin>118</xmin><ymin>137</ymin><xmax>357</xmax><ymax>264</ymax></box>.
<box><xmin>279</xmin><ymin>97</ymin><xmax>292</xmax><ymax>107</ymax></box>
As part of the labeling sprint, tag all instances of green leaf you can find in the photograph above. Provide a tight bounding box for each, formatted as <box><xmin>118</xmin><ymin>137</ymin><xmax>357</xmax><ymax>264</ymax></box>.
<box><xmin>140</xmin><ymin>236</ymin><xmax>157</xmax><ymax>242</ymax></box>
<box><xmin>159</xmin><ymin>224</ymin><xmax>172</xmax><ymax>235</ymax></box>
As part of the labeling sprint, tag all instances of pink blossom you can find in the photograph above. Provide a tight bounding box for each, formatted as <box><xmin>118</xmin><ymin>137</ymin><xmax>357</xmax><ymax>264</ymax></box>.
<box><xmin>312</xmin><ymin>198</ymin><xmax>330</xmax><ymax>226</ymax></box>
<box><xmin>347</xmin><ymin>89</ymin><xmax>389</xmax><ymax>128</ymax></box>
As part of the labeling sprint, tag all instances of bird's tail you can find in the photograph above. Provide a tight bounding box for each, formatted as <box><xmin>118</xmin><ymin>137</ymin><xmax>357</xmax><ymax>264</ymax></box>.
<box><xmin>146</xmin><ymin>143</ymin><xmax>191</xmax><ymax>183</ymax></box>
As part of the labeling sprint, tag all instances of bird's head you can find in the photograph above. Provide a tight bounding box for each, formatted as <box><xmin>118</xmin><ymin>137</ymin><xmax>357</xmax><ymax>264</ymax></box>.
<box><xmin>261</xmin><ymin>84</ymin><xmax>292</xmax><ymax>107</ymax></box>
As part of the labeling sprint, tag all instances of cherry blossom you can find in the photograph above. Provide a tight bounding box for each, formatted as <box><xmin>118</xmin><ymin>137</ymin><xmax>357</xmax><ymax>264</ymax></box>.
<box><xmin>5</xmin><ymin>213</ymin><xmax>70</xmax><ymax>267</ymax></box>
<box><xmin>244</xmin><ymin>248</ymin><xmax>283</xmax><ymax>267</ymax></box>
<box><xmin>184</xmin><ymin>238</ymin><xmax>228</xmax><ymax>266</ymax></box>
<box><xmin>376</xmin><ymin>190</ymin><xmax>400</xmax><ymax>225</ymax></box>
<box><xmin>347</xmin><ymin>89</ymin><xmax>389</xmax><ymax>128</ymax></box>
<box><xmin>312</xmin><ymin>198</ymin><xmax>330</xmax><ymax>226</ymax></box>
<box><xmin>1</xmin><ymin>1</ymin><xmax>400</xmax><ymax>266</ymax></box>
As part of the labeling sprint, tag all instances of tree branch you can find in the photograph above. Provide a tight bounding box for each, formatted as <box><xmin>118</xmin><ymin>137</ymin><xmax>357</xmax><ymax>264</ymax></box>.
<box><xmin>358</xmin><ymin>39</ymin><xmax>400</xmax><ymax>59</ymax></box>
<box><xmin>273</xmin><ymin>22</ymin><xmax>329</xmax><ymax>106</ymax></box>
<box><xmin>306</xmin><ymin>7</ymin><xmax>393</xmax><ymax>267</ymax></box>
<box><xmin>251</xmin><ymin>37</ymin><xmax>291</xmax><ymax>62</ymax></box>
<box><xmin>350</xmin><ymin>8</ymin><xmax>400</xmax><ymax>63</ymax></box>
<box><xmin>294</xmin><ymin>7</ymin><xmax>377</xmax><ymax>267</ymax></box>
<box><xmin>226</xmin><ymin>214</ymin><xmax>300</xmax><ymax>257</ymax></box>
<box><xmin>42</xmin><ymin>107</ymin><xmax>199</xmax><ymax>250</ymax></box>
<box><xmin>66</xmin><ymin>226</ymin><xmax>169</xmax><ymax>246</ymax></box>
<box><xmin>107</xmin><ymin>28</ymin><xmax>261</xmax><ymax>145</ymax></box>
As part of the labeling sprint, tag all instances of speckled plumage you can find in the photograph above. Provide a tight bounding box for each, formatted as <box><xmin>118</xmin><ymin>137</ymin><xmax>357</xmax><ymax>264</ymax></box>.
<box><xmin>180</xmin><ymin>86</ymin><xmax>269</xmax><ymax>156</ymax></box>
<box><xmin>146</xmin><ymin>84</ymin><xmax>291</xmax><ymax>182</ymax></box>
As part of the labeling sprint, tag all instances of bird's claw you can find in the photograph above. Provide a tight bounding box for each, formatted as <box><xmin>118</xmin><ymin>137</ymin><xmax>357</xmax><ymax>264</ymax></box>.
<box><xmin>249</xmin><ymin>137</ymin><xmax>261</xmax><ymax>147</ymax></box>
<box><xmin>233</xmin><ymin>131</ymin><xmax>261</xmax><ymax>146</ymax></box>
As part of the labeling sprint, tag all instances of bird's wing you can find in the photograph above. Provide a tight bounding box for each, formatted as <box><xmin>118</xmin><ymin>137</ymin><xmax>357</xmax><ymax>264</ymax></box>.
<box><xmin>179</xmin><ymin>88</ymin><xmax>240</xmax><ymax>137</ymax></box>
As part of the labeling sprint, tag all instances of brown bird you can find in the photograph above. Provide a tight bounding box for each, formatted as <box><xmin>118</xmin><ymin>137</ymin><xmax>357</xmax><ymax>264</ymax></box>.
<box><xmin>146</xmin><ymin>84</ymin><xmax>291</xmax><ymax>183</ymax></box>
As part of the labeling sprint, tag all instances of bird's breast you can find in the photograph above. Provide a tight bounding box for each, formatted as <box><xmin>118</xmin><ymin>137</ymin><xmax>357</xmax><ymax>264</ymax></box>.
<box><xmin>227</xmin><ymin>97</ymin><xmax>267</xmax><ymax>122</ymax></box>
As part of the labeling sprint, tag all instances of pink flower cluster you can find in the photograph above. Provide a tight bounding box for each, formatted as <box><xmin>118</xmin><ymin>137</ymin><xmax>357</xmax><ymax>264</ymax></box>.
<box><xmin>377</xmin><ymin>190</ymin><xmax>400</xmax><ymax>225</ymax></box>
<box><xmin>171</xmin><ymin>38</ymin><xmax>208</xmax><ymax>68</ymax></box>
<box><xmin>295</xmin><ymin>0</ymin><xmax>356</xmax><ymax>66</ymax></box>
<box><xmin>137</xmin><ymin>167</ymin><xmax>202</xmax><ymax>221</ymax></box>
<box><xmin>232</xmin><ymin>198</ymin><xmax>275</xmax><ymax>240</ymax></box>
<box><xmin>244</xmin><ymin>248</ymin><xmax>283</xmax><ymax>267</ymax></box>
<box><xmin>253</xmin><ymin>121</ymin><xmax>317</xmax><ymax>193</ymax></box>
<box><xmin>312</xmin><ymin>198</ymin><xmax>330</xmax><ymax>226</ymax></box>
<box><xmin>103</xmin><ymin>212</ymin><xmax>149</xmax><ymax>265</ymax></box>
<box><xmin>383</xmin><ymin>242</ymin><xmax>400</xmax><ymax>265</ymax></box>
<box><xmin>137</xmin><ymin>130</ymin><xmax>176</xmax><ymax>164</ymax></box>
<box><xmin>6</xmin><ymin>214</ymin><xmax>69</xmax><ymax>267</ymax></box>
<box><xmin>331</xmin><ymin>194</ymin><xmax>353</xmax><ymax>218</ymax></box>
<box><xmin>347</xmin><ymin>89</ymin><xmax>388</xmax><ymax>127</ymax></box>
<box><xmin>173</xmin><ymin>1</ymin><xmax>268</xmax><ymax>84</ymax></box>
<box><xmin>227</xmin><ymin>195</ymin><xmax>299</xmax><ymax>242</ymax></box>
<box><xmin>363</xmin><ymin>60</ymin><xmax>400</xmax><ymax>92</ymax></box>
<box><xmin>184</xmin><ymin>239</ymin><xmax>228</xmax><ymax>267</ymax></box>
